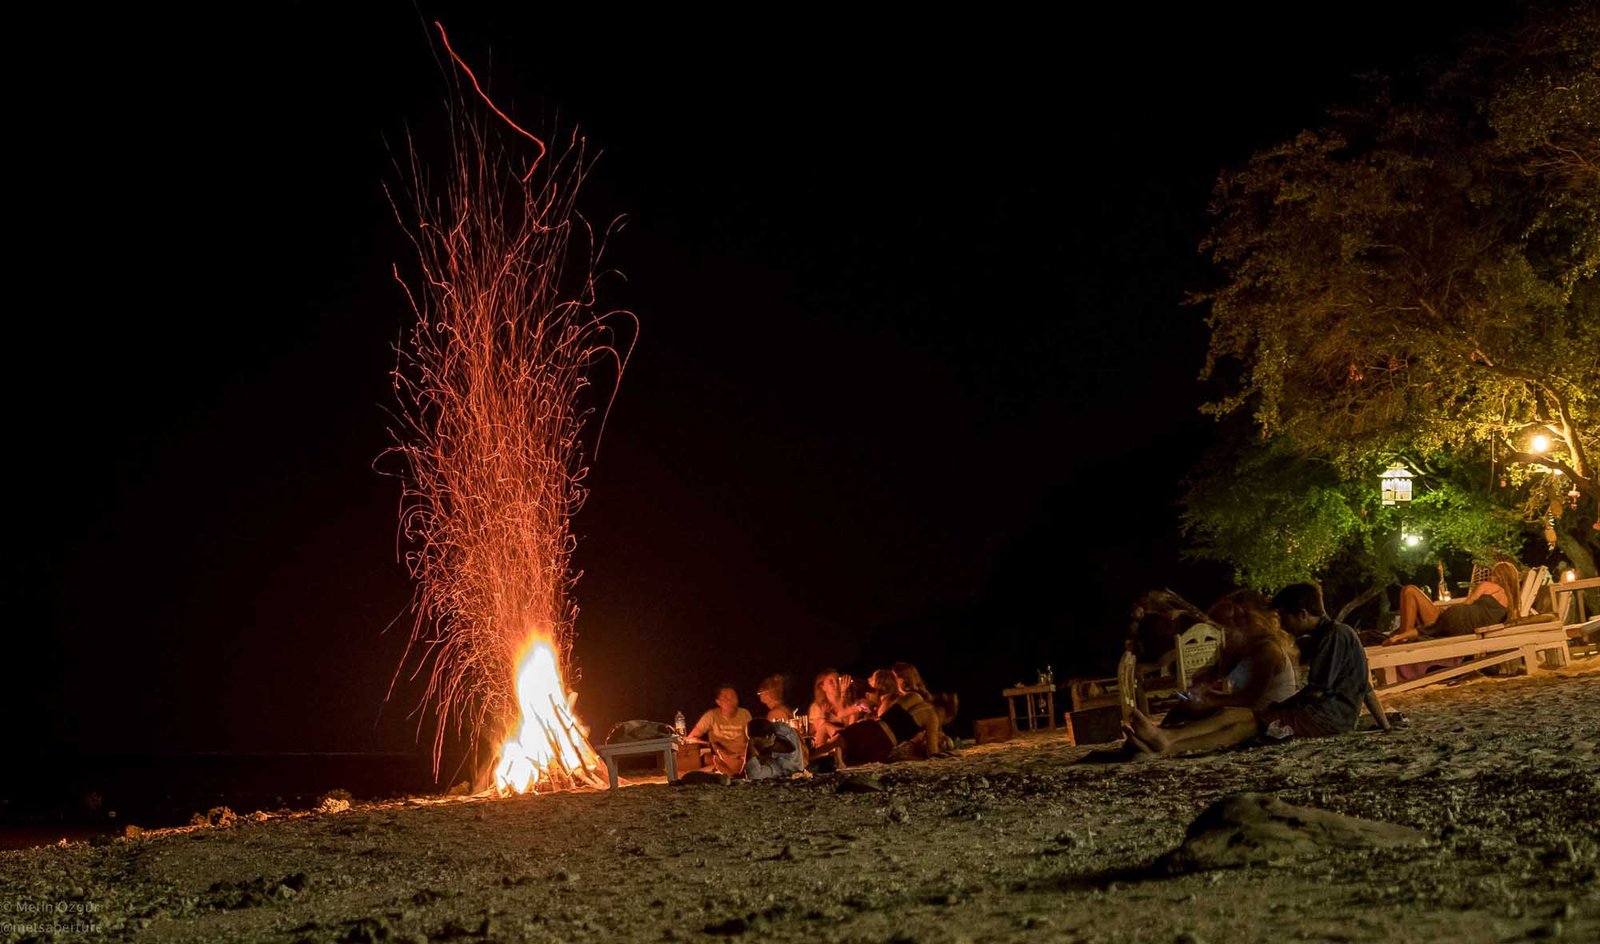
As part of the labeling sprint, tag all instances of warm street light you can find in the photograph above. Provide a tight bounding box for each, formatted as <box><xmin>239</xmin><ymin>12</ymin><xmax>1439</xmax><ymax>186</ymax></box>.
<box><xmin>1404</xmin><ymin>533</ymin><xmax>1422</xmax><ymax>548</ymax></box>
<box><xmin>1531</xmin><ymin>433</ymin><xmax>1552</xmax><ymax>454</ymax></box>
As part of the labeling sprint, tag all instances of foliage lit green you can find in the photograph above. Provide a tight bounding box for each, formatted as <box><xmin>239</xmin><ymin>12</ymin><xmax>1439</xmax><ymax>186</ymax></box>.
<box><xmin>1186</xmin><ymin>2</ymin><xmax>1599</xmax><ymax>598</ymax></box>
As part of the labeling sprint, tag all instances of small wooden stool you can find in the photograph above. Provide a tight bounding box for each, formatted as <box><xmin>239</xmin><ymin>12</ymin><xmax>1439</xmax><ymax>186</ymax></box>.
<box><xmin>595</xmin><ymin>737</ymin><xmax>679</xmax><ymax>789</ymax></box>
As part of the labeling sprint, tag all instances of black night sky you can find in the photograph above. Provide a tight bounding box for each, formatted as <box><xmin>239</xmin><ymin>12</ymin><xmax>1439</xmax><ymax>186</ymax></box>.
<box><xmin>8</xmin><ymin>3</ymin><xmax>1519</xmax><ymax>778</ymax></box>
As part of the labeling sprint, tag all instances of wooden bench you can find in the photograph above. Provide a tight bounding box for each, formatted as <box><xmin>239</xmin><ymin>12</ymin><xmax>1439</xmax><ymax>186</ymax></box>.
<box><xmin>1365</xmin><ymin>618</ymin><xmax>1569</xmax><ymax>695</ymax></box>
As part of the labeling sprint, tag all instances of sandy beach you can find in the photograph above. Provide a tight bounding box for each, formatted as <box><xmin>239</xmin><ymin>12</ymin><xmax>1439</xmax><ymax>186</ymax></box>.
<box><xmin>4</xmin><ymin>660</ymin><xmax>1597</xmax><ymax>944</ymax></box>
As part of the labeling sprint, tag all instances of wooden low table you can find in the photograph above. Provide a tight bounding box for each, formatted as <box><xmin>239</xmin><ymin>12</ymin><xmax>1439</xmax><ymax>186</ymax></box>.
<box><xmin>1002</xmin><ymin>682</ymin><xmax>1058</xmax><ymax>732</ymax></box>
<box><xmin>595</xmin><ymin>737</ymin><xmax>679</xmax><ymax>790</ymax></box>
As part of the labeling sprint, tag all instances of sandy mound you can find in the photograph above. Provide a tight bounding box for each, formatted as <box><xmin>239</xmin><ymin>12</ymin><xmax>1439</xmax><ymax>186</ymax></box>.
<box><xmin>1159</xmin><ymin>792</ymin><xmax>1425</xmax><ymax>871</ymax></box>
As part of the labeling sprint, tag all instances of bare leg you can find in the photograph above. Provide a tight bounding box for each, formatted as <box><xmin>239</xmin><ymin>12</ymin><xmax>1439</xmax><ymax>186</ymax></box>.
<box><xmin>1385</xmin><ymin>585</ymin><xmax>1440</xmax><ymax>645</ymax></box>
<box><xmin>908</xmin><ymin>699</ymin><xmax>942</xmax><ymax>759</ymax></box>
<box><xmin>1125</xmin><ymin>708</ymin><xmax>1173</xmax><ymax>752</ymax></box>
<box><xmin>1127</xmin><ymin>707</ymin><xmax>1258</xmax><ymax>755</ymax></box>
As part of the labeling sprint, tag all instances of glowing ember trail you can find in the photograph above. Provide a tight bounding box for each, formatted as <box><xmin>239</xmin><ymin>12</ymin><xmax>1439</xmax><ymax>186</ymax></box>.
<box><xmin>384</xmin><ymin>24</ymin><xmax>629</xmax><ymax>794</ymax></box>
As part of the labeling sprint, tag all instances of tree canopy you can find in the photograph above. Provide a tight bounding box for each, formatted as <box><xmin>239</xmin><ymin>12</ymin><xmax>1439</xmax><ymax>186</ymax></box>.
<box><xmin>1187</xmin><ymin>2</ymin><xmax>1599</xmax><ymax>598</ymax></box>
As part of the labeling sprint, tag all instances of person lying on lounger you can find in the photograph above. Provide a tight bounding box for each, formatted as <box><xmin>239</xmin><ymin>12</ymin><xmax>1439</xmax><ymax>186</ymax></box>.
<box><xmin>1381</xmin><ymin>561</ymin><xmax>1520</xmax><ymax>645</ymax></box>
<box><xmin>1122</xmin><ymin>582</ymin><xmax>1390</xmax><ymax>755</ymax></box>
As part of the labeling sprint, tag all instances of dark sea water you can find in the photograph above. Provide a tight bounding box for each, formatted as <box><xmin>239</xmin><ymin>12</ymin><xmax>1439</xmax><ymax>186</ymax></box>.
<box><xmin>0</xmin><ymin>753</ymin><xmax>440</xmax><ymax>850</ymax></box>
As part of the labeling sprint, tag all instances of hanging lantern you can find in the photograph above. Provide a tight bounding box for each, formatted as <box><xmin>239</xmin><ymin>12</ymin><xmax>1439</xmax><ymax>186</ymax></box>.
<box><xmin>1380</xmin><ymin>466</ymin><xmax>1413</xmax><ymax>506</ymax></box>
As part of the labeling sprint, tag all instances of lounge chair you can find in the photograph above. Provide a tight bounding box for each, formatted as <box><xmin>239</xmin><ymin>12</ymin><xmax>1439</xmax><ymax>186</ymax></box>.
<box><xmin>1365</xmin><ymin>566</ymin><xmax>1569</xmax><ymax>695</ymax></box>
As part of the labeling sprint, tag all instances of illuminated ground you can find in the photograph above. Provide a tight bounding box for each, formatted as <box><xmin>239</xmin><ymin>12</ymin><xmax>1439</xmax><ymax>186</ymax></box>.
<box><xmin>4</xmin><ymin>660</ymin><xmax>1597</xmax><ymax>943</ymax></box>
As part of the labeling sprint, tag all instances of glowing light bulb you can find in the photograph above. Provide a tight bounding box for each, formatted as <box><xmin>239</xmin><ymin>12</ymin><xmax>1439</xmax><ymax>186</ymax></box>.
<box><xmin>1531</xmin><ymin>434</ymin><xmax>1551</xmax><ymax>453</ymax></box>
<box><xmin>1404</xmin><ymin>534</ymin><xmax>1421</xmax><ymax>548</ymax></box>
<box><xmin>1566</xmin><ymin>569</ymin><xmax>1579</xmax><ymax>582</ymax></box>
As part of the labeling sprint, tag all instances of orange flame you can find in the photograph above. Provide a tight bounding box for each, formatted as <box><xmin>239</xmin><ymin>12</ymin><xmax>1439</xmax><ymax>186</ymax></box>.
<box><xmin>493</xmin><ymin>641</ymin><xmax>599</xmax><ymax>794</ymax></box>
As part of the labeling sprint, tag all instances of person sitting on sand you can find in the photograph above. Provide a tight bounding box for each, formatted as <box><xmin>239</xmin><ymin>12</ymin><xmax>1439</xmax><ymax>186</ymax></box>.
<box><xmin>1122</xmin><ymin>583</ymin><xmax>1389</xmax><ymax>755</ymax></box>
<box><xmin>863</xmin><ymin>669</ymin><xmax>899</xmax><ymax>718</ymax></box>
<box><xmin>890</xmin><ymin>662</ymin><xmax>935</xmax><ymax>702</ymax></box>
<box><xmin>842</xmin><ymin>674</ymin><xmax>875</xmax><ymax>719</ymax></box>
<box><xmin>687</xmin><ymin>685</ymin><xmax>753</xmax><ymax>776</ymax></box>
<box><xmin>1382</xmin><ymin>561</ymin><xmax>1520</xmax><ymax>646</ymax></box>
<box><xmin>1167</xmin><ymin>591</ymin><xmax>1299</xmax><ymax>720</ymax></box>
<box><xmin>807</xmin><ymin>670</ymin><xmax>842</xmax><ymax>748</ymax></box>
<box><xmin>816</xmin><ymin>687</ymin><xmax>958</xmax><ymax>766</ymax></box>
<box><xmin>756</xmin><ymin>674</ymin><xmax>797</xmax><ymax>722</ymax></box>
<box><xmin>744</xmin><ymin>717</ymin><xmax>806</xmax><ymax>781</ymax></box>
<box><xmin>807</xmin><ymin>670</ymin><xmax>862</xmax><ymax>748</ymax></box>
<box><xmin>886</xmin><ymin>663</ymin><xmax>958</xmax><ymax>756</ymax></box>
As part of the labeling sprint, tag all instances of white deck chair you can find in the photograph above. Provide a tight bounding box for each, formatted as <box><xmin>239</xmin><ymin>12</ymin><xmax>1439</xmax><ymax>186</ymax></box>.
<box><xmin>1175</xmin><ymin>622</ymin><xmax>1224</xmax><ymax>690</ymax></box>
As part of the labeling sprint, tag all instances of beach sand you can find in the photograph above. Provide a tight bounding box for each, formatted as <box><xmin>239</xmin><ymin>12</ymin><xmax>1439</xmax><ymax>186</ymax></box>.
<box><xmin>4</xmin><ymin>660</ymin><xmax>1596</xmax><ymax>943</ymax></box>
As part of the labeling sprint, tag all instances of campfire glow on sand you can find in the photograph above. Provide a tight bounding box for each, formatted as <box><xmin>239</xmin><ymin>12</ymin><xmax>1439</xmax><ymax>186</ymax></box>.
<box><xmin>387</xmin><ymin>24</ymin><xmax>627</xmax><ymax>795</ymax></box>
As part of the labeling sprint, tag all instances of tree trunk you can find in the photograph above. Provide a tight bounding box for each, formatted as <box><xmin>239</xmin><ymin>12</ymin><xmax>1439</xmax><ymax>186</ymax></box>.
<box><xmin>1336</xmin><ymin>582</ymin><xmax>1389</xmax><ymax>626</ymax></box>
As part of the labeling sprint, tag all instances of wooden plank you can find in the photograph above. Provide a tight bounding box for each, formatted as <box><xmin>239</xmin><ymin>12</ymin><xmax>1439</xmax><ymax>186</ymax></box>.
<box><xmin>1478</xmin><ymin>618</ymin><xmax>1562</xmax><ymax>639</ymax></box>
<box><xmin>1373</xmin><ymin>647</ymin><xmax>1528</xmax><ymax>695</ymax></box>
<box><xmin>1367</xmin><ymin>622</ymin><xmax>1563</xmax><ymax>670</ymax></box>
<box><xmin>1553</xmin><ymin>578</ymin><xmax>1598</xmax><ymax>626</ymax></box>
<box><xmin>1367</xmin><ymin>636</ymin><xmax>1521</xmax><ymax>668</ymax></box>
<box><xmin>1554</xmin><ymin>576</ymin><xmax>1600</xmax><ymax>591</ymax></box>
<box><xmin>1522</xmin><ymin>643</ymin><xmax>1544</xmax><ymax>676</ymax></box>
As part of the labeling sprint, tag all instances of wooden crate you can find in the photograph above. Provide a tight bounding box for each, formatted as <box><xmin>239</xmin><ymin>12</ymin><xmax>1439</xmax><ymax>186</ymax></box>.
<box><xmin>973</xmin><ymin>716</ymin><xmax>1015</xmax><ymax>745</ymax></box>
<box><xmin>1069</xmin><ymin>706</ymin><xmax>1123</xmax><ymax>745</ymax></box>
<box><xmin>675</xmin><ymin>744</ymin><xmax>708</xmax><ymax>774</ymax></box>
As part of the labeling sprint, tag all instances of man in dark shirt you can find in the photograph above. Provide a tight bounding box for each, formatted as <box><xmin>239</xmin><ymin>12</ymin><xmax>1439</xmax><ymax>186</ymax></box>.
<box><xmin>1123</xmin><ymin>582</ymin><xmax>1389</xmax><ymax>754</ymax></box>
<box><xmin>1264</xmin><ymin>582</ymin><xmax>1390</xmax><ymax>737</ymax></box>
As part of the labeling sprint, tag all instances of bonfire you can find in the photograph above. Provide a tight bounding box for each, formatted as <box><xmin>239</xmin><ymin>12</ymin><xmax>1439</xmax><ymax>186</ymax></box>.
<box><xmin>384</xmin><ymin>24</ymin><xmax>631</xmax><ymax>794</ymax></box>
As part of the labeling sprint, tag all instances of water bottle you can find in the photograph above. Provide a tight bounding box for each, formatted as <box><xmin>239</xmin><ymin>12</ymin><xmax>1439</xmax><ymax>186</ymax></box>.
<box><xmin>673</xmin><ymin>711</ymin><xmax>686</xmax><ymax>737</ymax></box>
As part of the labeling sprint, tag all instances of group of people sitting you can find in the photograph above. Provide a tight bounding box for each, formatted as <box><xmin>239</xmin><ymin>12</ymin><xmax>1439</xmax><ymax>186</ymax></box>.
<box><xmin>676</xmin><ymin>565</ymin><xmax>1531</xmax><ymax>773</ymax></box>
<box><xmin>1121</xmin><ymin>581</ymin><xmax>1392</xmax><ymax>756</ymax></box>
<box><xmin>683</xmin><ymin>662</ymin><xmax>958</xmax><ymax>781</ymax></box>
<box><xmin>1122</xmin><ymin>561</ymin><xmax>1537</xmax><ymax>756</ymax></box>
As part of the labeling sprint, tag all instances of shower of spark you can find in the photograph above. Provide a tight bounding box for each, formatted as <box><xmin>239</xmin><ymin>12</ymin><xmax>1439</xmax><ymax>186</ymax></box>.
<box><xmin>384</xmin><ymin>24</ymin><xmax>631</xmax><ymax>792</ymax></box>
